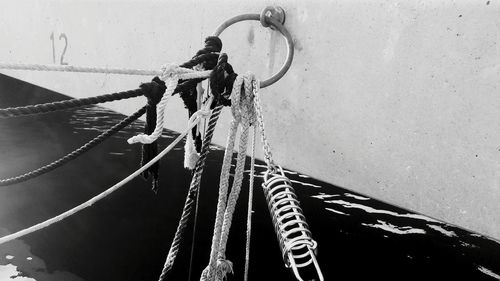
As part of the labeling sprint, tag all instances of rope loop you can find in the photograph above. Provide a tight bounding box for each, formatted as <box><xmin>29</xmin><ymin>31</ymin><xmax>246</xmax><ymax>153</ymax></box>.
<box><xmin>209</xmin><ymin>54</ymin><xmax>237</xmax><ymax>108</ymax></box>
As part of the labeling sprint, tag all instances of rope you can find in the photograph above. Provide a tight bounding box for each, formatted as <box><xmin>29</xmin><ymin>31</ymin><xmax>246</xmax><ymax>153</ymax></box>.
<box><xmin>0</xmin><ymin>107</ymin><xmax>212</xmax><ymax>246</ymax></box>
<box><xmin>0</xmin><ymin>63</ymin><xmax>163</xmax><ymax>76</ymax></box>
<box><xmin>0</xmin><ymin>49</ymin><xmax>220</xmax><ymax>76</ymax></box>
<box><xmin>157</xmin><ymin>105</ymin><xmax>223</xmax><ymax>281</ymax></box>
<box><xmin>201</xmin><ymin>73</ymin><xmax>256</xmax><ymax>281</ymax></box>
<box><xmin>0</xmin><ymin>106</ymin><xmax>147</xmax><ymax>186</ymax></box>
<box><xmin>0</xmin><ymin>36</ymin><xmax>220</xmax><ymax>119</ymax></box>
<box><xmin>139</xmin><ymin>77</ymin><xmax>168</xmax><ymax>192</ymax></box>
<box><xmin>0</xmin><ymin>87</ymin><xmax>146</xmax><ymax>118</ymax></box>
<box><xmin>127</xmin><ymin>65</ymin><xmax>211</xmax><ymax>145</ymax></box>
<box><xmin>244</xmin><ymin>126</ymin><xmax>256</xmax><ymax>281</ymax></box>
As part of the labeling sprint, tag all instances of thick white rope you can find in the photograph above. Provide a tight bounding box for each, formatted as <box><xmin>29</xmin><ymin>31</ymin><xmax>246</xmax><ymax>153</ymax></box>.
<box><xmin>201</xmin><ymin>73</ymin><xmax>257</xmax><ymax>281</ymax></box>
<box><xmin>0</xmin><ymin>106</ymin><xmax>212</xmax><ymax>246</ymax></box>
<box><xmin>127</xmin><ymin>64</ymin><xmax>210</xmax><ymax>145</ymax></box>
<box><xmin>183</xmin><ymin>73</ymin><xmax>206</xmax><ymax>170</ymax></box>
<box><xmin>0</xmin><ymin>62</ymin><xmax>211</xmax><ymax>78</ymax></box>
<box><xmin>244</xmin><ymin>126</ymin><xmax>256</xmax><ymax>281</ymax></box>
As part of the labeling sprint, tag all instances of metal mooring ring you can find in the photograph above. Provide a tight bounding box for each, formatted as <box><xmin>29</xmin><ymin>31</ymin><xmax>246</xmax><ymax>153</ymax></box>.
<box><xmin>213</xmin><ymin>6</ymin><xmax>294</xmax><ymax>88</ymax></box>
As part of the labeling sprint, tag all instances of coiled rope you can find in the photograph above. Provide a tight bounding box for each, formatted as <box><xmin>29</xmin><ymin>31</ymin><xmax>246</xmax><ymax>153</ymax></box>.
<box><xmin>244</xmin><ymin>127</ymin><xmax>256</xmax><ymax>281</ymax></box>
<box><xmin>0</xmin><ymin>106</ymin><xmax>213</xmax><ymax>246</ymax></box>
<box><xmin>0</xmin><ymin>37</ymin><xmax>221</xmax><ymax>77</ymax></box>
<box><xmin>0</xmin><ymin>105</ymin><xmax>147</xmax><ymax>186</ymax></box>
<box><xmin>127</xmin><ymin>64</ymin><xmax>208</xmax><ymax>145</ymax></box>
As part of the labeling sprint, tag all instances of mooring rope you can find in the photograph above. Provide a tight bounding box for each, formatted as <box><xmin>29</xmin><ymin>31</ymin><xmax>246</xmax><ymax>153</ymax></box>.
<box><xmin>0</xmin><ymin>106</ymin><xmax>212</xmax><ymax>246</ymax></box>
<box><xmin>244</xmin><ymin>126</ymin><xmax>256</xmax><ymax>281</ymax></box>
<box><xmin>0</xmin><ymin>37</ymin><xmax>222</xmax><ymax>119</ymax></box>
<box><xmin>0</xmin><ymin>63</ymin><xmax>163</xmax><ymax>76</ymax></box>
<box><xmin>0</xmin><ymin>106</ymin><xmax>147</xmax><ymax>186</ymax></box>
<box><xmin>201</xmin><ymin>73</ymin><xmax>256</xmax><ymax>281</ymax></box>
<box><xmin>158</xmin><ymin>54</ymin><xmax>237</xmax><ymax>281</ymax></box>
<box><xmin>0</xmin><ymin>87</ymin><xmax>146</xmax><ymax>118</ymax></box>
<box><xmin>157</xmin><ymin>105</ymin><xmax>223</xmax><ymax>281</ymax></box>
<box><xmin>127</xmin><ymin>64</ymin><xmax>209</xmax><ymax>145</ymax></box>
<box><xmin>0</xmin><ymin>68</ymin><xmax>212</xmax><ymax>119</ymax></box>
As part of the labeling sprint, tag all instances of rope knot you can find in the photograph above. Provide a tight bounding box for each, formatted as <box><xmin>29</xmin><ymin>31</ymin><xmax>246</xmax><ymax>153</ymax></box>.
<box><xmin>141</xmin><ymin>77</ymin><xmax>166</xmax><ymax>106</ymax></box>
<box><xmin>210</xmin><ymin>53</ymin><xmax>237</xmax><ymax>108</ymax></box>
<box><xmin>160</xmin><ymin>63</ymin><xmax>181</xmax><ymax>81</ymax></box>
<box><xmin>215</xmin><ymin>258</ymin><xmax>234</xmax><ymax>281</ymax></box>
<box><xmin>138</xmin><ymin>77</ymin><xmax>168</xmax><ymax>192</ymax></box>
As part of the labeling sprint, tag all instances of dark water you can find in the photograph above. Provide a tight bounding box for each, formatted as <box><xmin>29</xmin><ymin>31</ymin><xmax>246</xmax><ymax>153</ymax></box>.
<box><xmin>1</xmin><ymin>73</ymin><xmax>500</xmax><ymax>281</ymax></box>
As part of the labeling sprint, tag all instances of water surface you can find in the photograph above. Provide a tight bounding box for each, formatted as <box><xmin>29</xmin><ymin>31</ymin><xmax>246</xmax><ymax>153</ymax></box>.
<box><xmin>1</xmin><ymin>73</ymin><xmax>500</xmax><ymax>280</ymax></box>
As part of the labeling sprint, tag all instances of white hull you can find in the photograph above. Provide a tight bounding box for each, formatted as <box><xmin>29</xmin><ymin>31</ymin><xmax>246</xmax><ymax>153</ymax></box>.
<box><xmin>1</xmin><ymin>0</ymin><xmax>500</xmax><ymax>239</ymax></box>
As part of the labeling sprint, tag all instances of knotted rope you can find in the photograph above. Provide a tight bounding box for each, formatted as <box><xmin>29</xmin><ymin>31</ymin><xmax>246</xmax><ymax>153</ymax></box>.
<box><xmin>128</xmin><ymin>36</ymin><xmax>222</xmax><ymax>147</ymax></box>
<box><xmin>0</xmin><ymin>87</ymin><xmax>147</xmax><ymax>118</ymax></box>
<box><xmin>200</xmin><ymin>73</ymin><xmax>257</xmax><ymax>281</ymax></box>
<box><xmin>127</xmin><ymin>65</ymin><xmax>208</xmax><ymax>145</ymax></box>
<box><xmin>0</xmin><ymin>106</ymin><xmax>147</xmax><ymax>186</ymax></box>
<box><xmin>0</xmin><ymin>63</ymin><xmax>165</xmax><ymax>76</ymax></box>
<box><xmin>139</xmin><ymin>77</ymin><xmax>167</xmax><ymax>192</ymax></box>
<box><xmin>0</xmin><ymin>37</ymin><xmax>222</xmax><ymax>119</ymax></box>
<box><xmin>178</xmin><ymin>37</ymin><xmax>223</xmax><ymax>170</ymax></box>
<box><xmin>157</xmin><ymin>55</ymin><xmax>236</xmax><ymax>281</ymax></box>
<box><xmin>0</xmin><ymin>72</ymin><xmax>205</xmax><ymax>119</ymax></box>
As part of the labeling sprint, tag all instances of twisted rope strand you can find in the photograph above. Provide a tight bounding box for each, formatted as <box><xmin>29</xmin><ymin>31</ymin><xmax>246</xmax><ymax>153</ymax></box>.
<box><xmin>0</xmin><ymin>106</ymin><xmax>147</xmax><ymax>186</ymax></box>
<box><xmin>0</xmin><ymin>87</ymin><xmax>146</xmax><ymax>118</ymax></box>
<box><xmin>0</xmin><ymin>108</ymin><xmax>210</xmax><ymax>246</ymax></box>
<box><xmin>127</xmin><ymin>80</ymin><xmax>176</xmax><ymax>144</ymax></box>
<box><xmin>201</xmin><ymin>76</ymin><xmax>243</xmax><ymax>281</ymax></box>
<box><xmin>157</xmin><ymin>105</ymin><xmax>223</xmax><ymax>281</ymax></box>
<box><xmin>244</xmin><ymin>126</ymin><xmax>256</xmax><ymax>281</ymax></box>
<box><xmin>0</xmin><ymin>70</ymin><xmax>210</xmax><ymax>119</ymax></box>
<box><xmin>0</xmin><ymin>62</ymin><xmax>212</xmax><ymax>77</ymax></box>
<box><xmin>201</xmin><ymin>74</ymin><xmax>256</xmax><ymax>281</ymax></box>
<box><xmin>215</xmin><ymin>75</ymin><xmax>255</xmax><ymax>281</ymax></box>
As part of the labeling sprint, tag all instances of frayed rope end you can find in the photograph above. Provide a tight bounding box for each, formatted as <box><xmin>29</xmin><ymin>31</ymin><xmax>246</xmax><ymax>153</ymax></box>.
<box><xmin>184</xmin><ymin>133</ymin><xmax>200</xmax><ymax>170</ymax></box>
<box><xmin>215</xmin><ymin>259</ymin><xmax>233</xmax><ymax>281</ymax></box>
<box><xmin>127</xmin><ymin>134</ymin><xmax>156</xmax><ymax>145</ymax></box>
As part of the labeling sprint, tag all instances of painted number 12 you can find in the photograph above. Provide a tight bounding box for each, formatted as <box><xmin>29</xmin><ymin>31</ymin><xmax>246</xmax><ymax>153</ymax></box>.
<box><xmin>50</xmin><ymin>32</ymin><xmax>68</xmax><ymax>65</ymax></box>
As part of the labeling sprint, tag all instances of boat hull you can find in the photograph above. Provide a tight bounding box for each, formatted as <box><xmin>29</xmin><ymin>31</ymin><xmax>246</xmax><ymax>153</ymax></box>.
<box><xmin>1</xmin><ymin>0</ymin><xmax>500</xmax><ymax>240</ymax></box>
